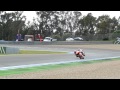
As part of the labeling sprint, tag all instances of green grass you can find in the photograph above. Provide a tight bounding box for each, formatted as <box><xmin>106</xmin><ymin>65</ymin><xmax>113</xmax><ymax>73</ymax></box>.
<box><xmin>0</xmin><ymin>50</ymin><xmax>67</xmax><ymax>55</ymax></box>
<box><xmin>0</xmin><ymin>58</ymin><xmax>120</xmax><ymax>76</ymax></box>
<box><xmin>19</xmin><ymin>50</ymin><xmax>67</xmax><ymax>54</ymax></box>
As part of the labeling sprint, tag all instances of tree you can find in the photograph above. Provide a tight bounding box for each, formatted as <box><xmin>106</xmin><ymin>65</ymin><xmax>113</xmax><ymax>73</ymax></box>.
<box><xmin>36</xmin><ymin>11</ymin><xmax>56</xmax><ymax>37</ymax></box>
<box><xmin>0</xmin><ymin>11</ymin><xmax>26</xmax><ymax>40</ymax></box>
<box><xmin>77</xmin><ymin>13</ymin><xmax>96</xmax><ymax>40</ymax></box>
<box><xmin>96</xmin><ymin>15</ymin><xmax>115</xmax><ymax>40</ymax></box>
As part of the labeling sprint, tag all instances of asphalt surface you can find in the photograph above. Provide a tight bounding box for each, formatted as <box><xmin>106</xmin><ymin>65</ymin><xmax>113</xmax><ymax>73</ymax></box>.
<box><xmin>0</xmin><ymin>44</ymin><xmax>120</xmax><ymax>68</ymax></box>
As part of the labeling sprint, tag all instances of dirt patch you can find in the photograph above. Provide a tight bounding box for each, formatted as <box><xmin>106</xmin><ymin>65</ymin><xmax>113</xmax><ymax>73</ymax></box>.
<box><xmin>1</xmin><ymin>60</ymin><xmax>120</xmax><ymax>79</ymax></box>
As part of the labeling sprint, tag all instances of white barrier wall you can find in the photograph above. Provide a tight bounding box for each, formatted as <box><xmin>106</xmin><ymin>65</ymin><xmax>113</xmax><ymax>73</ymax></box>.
<box><xmin>0</xmin><ymin>47</ymin><xmax>19</xmax><ymax>54</ymax></box>
<box><xmin>6</xmin><ymin>47</ymin><xmax>19</xmax><ymax>54</ymax></box>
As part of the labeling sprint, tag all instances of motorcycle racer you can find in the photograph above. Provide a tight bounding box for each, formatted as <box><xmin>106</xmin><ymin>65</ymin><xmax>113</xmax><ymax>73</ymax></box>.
<box><xmin>74</xmin><ymin>49</ymin><xmax>85</xmax><ymax>57</ymax></box>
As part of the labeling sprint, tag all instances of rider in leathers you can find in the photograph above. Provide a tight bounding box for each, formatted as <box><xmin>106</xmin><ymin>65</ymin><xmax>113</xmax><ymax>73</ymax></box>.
<box><xmin>74</xmin><ymin>49</ymin><xmax>85</xmax><ymax>57</ymax></box>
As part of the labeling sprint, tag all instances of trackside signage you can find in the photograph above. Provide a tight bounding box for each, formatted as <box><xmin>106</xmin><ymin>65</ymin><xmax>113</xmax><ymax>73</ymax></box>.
<box><xmin>0</xmin><ymin>47</ymin><xmax>6</xmax><ymax>54</ymax></box>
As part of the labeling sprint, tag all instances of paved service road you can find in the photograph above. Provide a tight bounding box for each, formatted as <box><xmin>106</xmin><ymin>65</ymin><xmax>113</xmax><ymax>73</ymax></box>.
<box><xmin>0</xmin><ymin>44</ymin><xmax>120</xmax><ymax>68</ymax></box>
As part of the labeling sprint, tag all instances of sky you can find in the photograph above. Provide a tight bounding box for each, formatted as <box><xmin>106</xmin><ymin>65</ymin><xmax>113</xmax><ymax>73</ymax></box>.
<box><xmin>6</xmin><ymin>11</ymin><xmax>120</xmax><ymax>23</ymax></box>
<box><xmin>22</xmin><ymin>11</ymin><xmax>36</xmax><ymax>22</ymax></box>
<box><xmin>81</xmin><ymin>11</ymin><xmax>120</xmax><ymax>18</ymax></box>
<box><xmin>22</xmin><ymin>11</ymin><xmax>120</xmax><ymax>22</ymax></box>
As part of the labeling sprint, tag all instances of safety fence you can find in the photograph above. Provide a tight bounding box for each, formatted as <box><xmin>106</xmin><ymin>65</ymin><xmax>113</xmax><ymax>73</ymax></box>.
<box><xmin>0</xmin><ymin>41</ymin><xmax>113</xmax><ymax>45</ymax></box>
<box><xmin>0</xmin><ymin>47</ymin><xmax>6</xmax><ymax>54</ymax></box>
<box><xmin>0</xmin><ymin>47</ymin><xmax>19</xmax><ymax>54</ymax></box>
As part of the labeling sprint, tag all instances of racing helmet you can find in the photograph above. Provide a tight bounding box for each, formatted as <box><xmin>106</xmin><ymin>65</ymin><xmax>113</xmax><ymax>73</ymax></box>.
<box><xmin>78</xmin><ymin>49</ymin><xmax>83</xmax><ymax>52</ymax></box>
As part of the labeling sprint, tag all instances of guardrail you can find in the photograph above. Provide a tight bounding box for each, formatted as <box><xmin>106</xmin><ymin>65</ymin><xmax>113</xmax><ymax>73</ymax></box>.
<box><xmin>0</xmin><ymin>46</ymin><xmax>19</xmax><ymax>54</ymax></box>
<box><xmin>0</xmin><ymin>41</ymin><xmax>113</xmax><ymax>45</ymax></box>
<box><xmin>0</xmin><ymin>47</ymin><xmax>6</xmax><ymax>54</ymax></box>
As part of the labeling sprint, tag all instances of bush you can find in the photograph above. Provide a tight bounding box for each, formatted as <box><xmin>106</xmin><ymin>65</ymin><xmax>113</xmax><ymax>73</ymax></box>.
<box><xmin>62</xmin><ymin>33</ymin><xmax>71</xmax><ymax>41</ymax></box>
<box><xmin>52</xmin><ymin>34</ymin><xmax>61</xmax><ymax>41</ymax></box>
<box><xmin>112</xmin><ymin>30</ymin><xmax>120</xmax><ymax>39</ymax></box>
<box><xmin>103</xmin><ymin>38</ymin><xmax>109</xmax><ymax>41</ymax></box>
<box><xmin>114</xmin><ymin>30</ymin><xmax>120</xmax><ymax>33</ymax></box>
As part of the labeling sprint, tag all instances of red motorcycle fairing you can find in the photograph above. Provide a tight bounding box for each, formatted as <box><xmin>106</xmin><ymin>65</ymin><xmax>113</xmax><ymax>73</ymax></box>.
<box><xmin>79</xmin><ymin>52</ymin><xmax>84</xmax><ymax>59</ymax></box>
<box><xmin>74</xmin><ymin>51</ymin><xmax>85</xmax><ymax>59</ymax></box>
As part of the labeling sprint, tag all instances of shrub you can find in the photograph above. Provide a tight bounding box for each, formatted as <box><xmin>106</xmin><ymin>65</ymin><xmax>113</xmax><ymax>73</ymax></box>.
<box><xmin>52</xmin><ymin>34</ymin><xmax>61</xmax><ymax>41</ymax></box>
<box><xmin>103</xmin><ymin>38</ymin><xmax>109</xmax><ymax>41</ymax></box>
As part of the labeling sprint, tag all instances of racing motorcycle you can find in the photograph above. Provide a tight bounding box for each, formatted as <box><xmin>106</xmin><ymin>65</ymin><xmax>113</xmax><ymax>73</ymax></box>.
<box><xmin>74</xmin><ymin>51</ymin><xmax>85</xmax><ymax>59</ymax></box>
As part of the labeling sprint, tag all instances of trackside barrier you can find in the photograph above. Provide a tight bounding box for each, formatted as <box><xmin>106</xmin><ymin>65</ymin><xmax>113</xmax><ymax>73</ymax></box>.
<box><xmin>0</xmin><ymin>41</ymin><xmax>113</xmax><ymax>45</ymax></box>
<box><xmin>0</xmin><ymin>47</ymin><xmax>19</xmax><ymax>54</ymax></box>
<box><xmin>0</xmin><ymin>47</ymin><xmax>6</xmax><ymax>54</ymax></box>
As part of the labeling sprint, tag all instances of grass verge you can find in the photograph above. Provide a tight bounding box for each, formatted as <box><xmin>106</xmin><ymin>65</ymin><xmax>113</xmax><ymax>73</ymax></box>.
<box><xmin>0</xmin><ymin>50</ymin><xmax>67</xmax><ymax>55</ymax></box>
<box><xmin>0</xmin><ymin>58</ymin><xmax>120</xmax><ymax>76</ymax></box>
<box><xmin>19</xmin><ymin>50</ymin><xmax>67</xmax><ymax>54</ymax></box>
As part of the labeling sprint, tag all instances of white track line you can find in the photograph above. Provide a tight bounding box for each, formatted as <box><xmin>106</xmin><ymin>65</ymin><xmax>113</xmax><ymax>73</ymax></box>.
<box><xmin>0</xmin><ymin>56</ymin><xmax>120</xmax><ymax>70</ymax></box>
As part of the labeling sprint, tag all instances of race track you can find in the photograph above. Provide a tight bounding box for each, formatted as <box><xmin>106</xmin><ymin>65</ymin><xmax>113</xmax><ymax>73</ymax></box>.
<box><xmin>0</xmin><ymin>44</ymin><xmax>120</xmax><ymax>68</ymax></box>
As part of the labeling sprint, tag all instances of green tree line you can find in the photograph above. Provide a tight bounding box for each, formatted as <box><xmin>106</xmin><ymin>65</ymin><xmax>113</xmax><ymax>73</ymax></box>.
<box><xmin>0</xmin><ymin>11</ymin><xmax>120</xmax><ymax>41</ymax></box>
